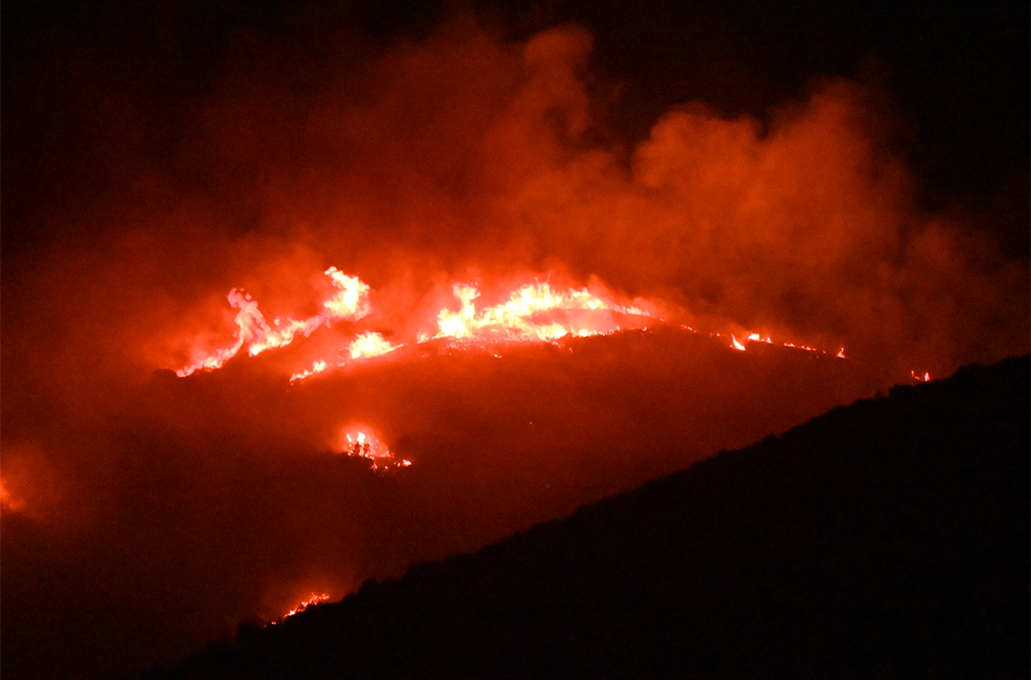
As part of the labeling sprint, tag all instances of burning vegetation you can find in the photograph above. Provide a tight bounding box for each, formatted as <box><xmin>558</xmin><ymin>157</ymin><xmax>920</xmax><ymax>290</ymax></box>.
<box><xmin>1</xmin><ymin>4</ymin><xmax>1027</xmax><ymax>680</ymax></box>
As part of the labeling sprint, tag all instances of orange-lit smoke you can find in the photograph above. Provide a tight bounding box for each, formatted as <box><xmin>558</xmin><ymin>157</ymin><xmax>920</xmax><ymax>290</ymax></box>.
<box><xmin>129</xmin><ymin>21</ymin><xmax>1027</xmax><ymax>382</ymax></box>
<box><xmin>2</xmin><ymin>14</ymin><xmax>1027</xmax><ymax>680</ymax></box>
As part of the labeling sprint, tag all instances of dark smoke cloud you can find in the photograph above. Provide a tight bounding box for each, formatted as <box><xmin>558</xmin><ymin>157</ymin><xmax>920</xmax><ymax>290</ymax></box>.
<box><xmin>2</xmin><ymin>5</ymin><xmax>1027</xmax><ymax>679</ymax></box>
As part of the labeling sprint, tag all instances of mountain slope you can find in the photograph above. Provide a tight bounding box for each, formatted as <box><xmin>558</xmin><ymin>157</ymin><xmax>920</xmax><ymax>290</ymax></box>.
<box><xmin>152</xmin><ymin>355</ymin><xmax>1030</xmax><ymax>679</ymax></box>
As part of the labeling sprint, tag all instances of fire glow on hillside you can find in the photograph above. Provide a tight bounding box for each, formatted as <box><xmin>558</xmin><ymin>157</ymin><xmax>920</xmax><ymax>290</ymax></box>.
<box><xmin>177</xmin><ymin>275</ymin><xmax>655</xmax><ymax>381</ymax></box>
<box><xmin>175</xmin><ymin>272</ymin><xmax>866</xmax><ymax>387</ymax></box>
<box><xmin>2</xmin><ymin>6</ymin><xmax>1027</xmax><ymax>680</ymax></box>
<box><xmin>270</xmin><ymin>593</ymin><xmax>331</xmax><ymax>625</ymax></box>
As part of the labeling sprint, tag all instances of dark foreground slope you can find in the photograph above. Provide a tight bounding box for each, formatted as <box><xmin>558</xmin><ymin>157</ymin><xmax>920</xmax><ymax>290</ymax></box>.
<box><xmin>152</xmin><ymin>356</ymin><xmax>1030</xmax><ymax>679</ymax></box>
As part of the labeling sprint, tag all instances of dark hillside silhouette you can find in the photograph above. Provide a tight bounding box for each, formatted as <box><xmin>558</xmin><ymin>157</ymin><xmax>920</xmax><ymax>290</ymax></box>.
<box><xmin>150</xmin><ymin>355</ymin><xmax>1030</xmax><ymax>679</ymax></box>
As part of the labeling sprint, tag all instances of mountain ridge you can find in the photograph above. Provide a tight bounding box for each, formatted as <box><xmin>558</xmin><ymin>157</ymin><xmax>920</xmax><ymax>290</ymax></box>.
<box><xmin>148</xmin><ymin>354</ymin><xmax>1030</xmax><ymax>679</ymax></box>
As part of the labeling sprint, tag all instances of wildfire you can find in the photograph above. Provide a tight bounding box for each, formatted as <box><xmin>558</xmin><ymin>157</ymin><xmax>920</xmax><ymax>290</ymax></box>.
<box><xmin>435</xmin><ymin>282</ymin><xmax>644</xmax><ymax>342</ymax></box>
<box><xmin>175</xmin><ymin>267</ymin><xmax>854</xmax><ymax>383</ymax></box>
<box><xmin>176</xmin><ymin>272</ymin><xmax>654</xmax><ymax>380</ymax></box>
<box><xmin>270</xmin><ymin>593</ymin><xmax>331</xmax><ymax>625</ymax></box>
<box><xmin>177</xmin><ymin>267</ymin><xmax>371</xmax><ymax>377</ymax></box>
<box><xmin>709</xmin><ymin>330</ymin><xmax>840</xmax><ymax>358</ymax></box>
<box><xmin>349</xmin><ymin>332</ymin><xmax>398</xmax><ymax>360</ymax></box>
<box><xmin>341</xmin><ymin>430</ymin><xmax>412</xmax><ymax>471</ymax></box>
<box><xmin>289</xmin><ymin>360</ymin><xmax>327</xmax><ymax>383</ymax></box>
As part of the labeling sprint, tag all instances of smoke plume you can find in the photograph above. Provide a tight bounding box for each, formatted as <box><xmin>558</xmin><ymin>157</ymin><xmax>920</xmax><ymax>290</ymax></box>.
<box><xmin>2</xmin><ymin>9</ymin><xmax>1027</xmax><ymax>679</ymax></box>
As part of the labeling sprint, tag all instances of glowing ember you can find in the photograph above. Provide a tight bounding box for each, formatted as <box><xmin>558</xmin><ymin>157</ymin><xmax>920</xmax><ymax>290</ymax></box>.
<box><xmin>911</xmin><ymin>370</ymin><xmax>931</xmax><ymax>382</ymax></box>
<box><xmin>270</xmin><ymin>593</ymin><xmax>331</xmax><ymax>625</ymax></box>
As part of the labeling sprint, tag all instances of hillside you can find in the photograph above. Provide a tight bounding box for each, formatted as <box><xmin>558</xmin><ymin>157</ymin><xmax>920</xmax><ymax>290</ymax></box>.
<box><xmin>149</xmin><ymin>355</ymin><xmax>1029</xmax><ymax>679</ymax></box>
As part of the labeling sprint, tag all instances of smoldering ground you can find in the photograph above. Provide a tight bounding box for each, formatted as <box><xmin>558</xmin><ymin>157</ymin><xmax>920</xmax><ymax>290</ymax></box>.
<box><xmin>2</xmin><ymin>4</ymin><xmax>1027</xmax><ymax>679</ymax></box>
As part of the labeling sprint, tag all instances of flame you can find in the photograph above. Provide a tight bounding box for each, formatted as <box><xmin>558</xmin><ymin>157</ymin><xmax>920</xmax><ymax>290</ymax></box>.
<box><xmin>911</xmin><ymin>370</ymin><xmax>931</xmax><ymax>382</ymax></box>
<box><xmin>435</xmin><ymin>281</ymin><xmax>646</xmax><ymax>342</ymax></box>
<box><xmin>340</xmin><ymin>429</ymin><xmax>411</xmax><ymax>471</ymax></box>
<box><xmin>175</xmin><ymin>268</ymin><xmax>857</xmax><ymax>383</ymax></box>
<box><xmin>289</xmin><ymin>360</ymin><xmax>327</xmax><ymax>383</ymax></box>
<box><xmin>177</xmin><ymin>268</ymin><xmax>371</xmax><ymax>377</ymax></box>
<box><xmin>716</xmin><ymin>330</ymin><xmax>846</xmax><ymax>358</ymax></box>
<box><xmin>348</xmin><ymin>332</ymin><xmax>398</xmax><ymax>360</ymax></box>
<box><xmin>323</xmin><ymin>267</ymin><xmax>371</xmax><ymax>321</ymax></box>
<box><xmin>177</xmin><ymin>273</ymin><xmax>655</xmax><ymax>380</ymax></box>
<box><xmin>270</xmin><ymin>593</ymin><xmax>331</xmax><ymax>624</ymax></box>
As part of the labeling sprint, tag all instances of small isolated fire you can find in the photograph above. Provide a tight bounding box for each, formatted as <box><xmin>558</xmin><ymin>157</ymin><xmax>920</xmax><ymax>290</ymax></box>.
<box><xmin>270</xmin><ymin>593</ymin><xmax>331</xmax><ymax>625</ymax></box>
<box><xmin>340</xmin><ymin>430</ymin><xmax>412</xmax><ymax>471</ymax></box>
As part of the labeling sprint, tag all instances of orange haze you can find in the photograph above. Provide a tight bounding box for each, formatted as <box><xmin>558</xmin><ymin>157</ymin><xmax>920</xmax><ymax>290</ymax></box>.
<box><xmin>2</xmin><ymin>15</ymin><xmax>1027</xmax><ymax>680</ymax></box>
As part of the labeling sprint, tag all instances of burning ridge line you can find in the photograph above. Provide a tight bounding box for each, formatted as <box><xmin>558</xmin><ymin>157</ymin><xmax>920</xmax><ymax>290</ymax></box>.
<box><xmin>177</xmin><ymin>270</ymin><xmax>658</xmax><ymax>382</ymax></box>
<box><xmin>269</xmin><ymin>593</ymin><xmax>331</xmax><ymax>626</ymax></box>
<box><xmin>176</xmin><ymin>267</ymin><xmax>927</xmax><ymax>385</ymax></box>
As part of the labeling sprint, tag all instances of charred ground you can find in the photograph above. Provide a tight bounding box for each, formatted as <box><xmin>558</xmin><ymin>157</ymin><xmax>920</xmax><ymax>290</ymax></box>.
<box><xmin>150</xmin><ymin>355</ymin><xmax>1030</xmax><ymax>679</ymax></box>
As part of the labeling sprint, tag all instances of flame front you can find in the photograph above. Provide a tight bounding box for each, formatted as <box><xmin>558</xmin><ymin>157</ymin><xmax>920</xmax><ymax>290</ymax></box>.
<box><xmin>175</xmin><ymin>268</ymin><xmax>855</xmax><ymax>383</ymax></box>
<box><xmin>435</xmin><ymin>282</ymin><xmax>644</xmax><ymax>343</ymax></box>
<box><xmin>271</xmin><ymin>593</ymin><xmax>331</xmax><ymax>625</ymax></box>
<box><xmin>177</xmin><ymin>268</ymin><xmax>371</xmax><ymax>377</ymax></box>
<box><xmin>176</xmin><ymin>274</ymin><xmax>655</xmax><ymax>380</ymax></box>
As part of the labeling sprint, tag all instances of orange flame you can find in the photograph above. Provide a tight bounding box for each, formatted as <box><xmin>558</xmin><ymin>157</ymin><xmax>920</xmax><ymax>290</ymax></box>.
<box><xmin>177</xmin><ymin>274</ymin><xmax>655</xmax><ymax>380</ymax></box>
<box><xmin>175</xmin><ymin>269</ymin><xmax>856</xmax><ymax>382</ymax></box>
<box><xmin>177</xmin><ymin>268</ymin><xmax>371</xmax><ymax>377</ymax></box>
<box><xmin>435</xmin><ymin>281</ymin><xmax>647</xmax><ymax>342</ymax></box>
<box><xmin>289</xmin><ymin>360</ymin><xmax>327</xmax><ymax>383</ymax></box>
<box><xmin>340</xmin><ymin>429</ymin><xmax>411</xmax><ymax>471</ymax></box>
<box><xmin>270</xmin><ymin>593</ymin><xmax>331</xmax><ymax>625</ymax></box>
<box><xmin>348</xmin><ymin>332</ymin><xmax>398</xmax><ymax>360</ymax></box>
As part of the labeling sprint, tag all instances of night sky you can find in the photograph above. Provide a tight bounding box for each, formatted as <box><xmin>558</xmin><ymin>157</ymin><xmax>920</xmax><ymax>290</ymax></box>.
<box><xmin>2</xmin><ymin>0</ymin><xmax>1028</xmax><ymax>678</ymax></box>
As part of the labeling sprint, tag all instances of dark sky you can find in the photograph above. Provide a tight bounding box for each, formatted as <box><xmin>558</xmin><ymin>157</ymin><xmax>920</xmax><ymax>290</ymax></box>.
<box><xmin>2</xmin><ymin>1</ymin><xmax>1028</xmax><ymax>678</ymax></box>
<box><xmin>4</xmin><ymin>0</ymin><xmax>1028</xmax><ymax>251</ymax></box>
